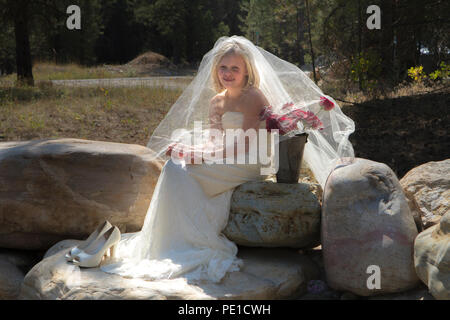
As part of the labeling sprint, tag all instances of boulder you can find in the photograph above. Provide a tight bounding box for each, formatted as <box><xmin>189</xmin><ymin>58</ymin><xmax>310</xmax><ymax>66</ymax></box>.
<box><xmin>322</xmin><ymin>158</ymin><xmax>420</xmax><ymax>296</ymax></box>
<box><xmin>0</xmin><ymin>248</ymin><xmax>42</xmax><ymax>299</ymax></box>
<box><xmin>414</xmin><ymin>211</ymin><xmax>450</xmax><ymax>300</ymax></box>
<box><xmin>19</xmin><ymin>240</ymin><xmax>319</xmax><ymax>300</ymax></box>
<box><xmin>0</xmin><ymin>260</ymin><xmax>24</xmax><ymax>300</ymax></box>
<box><xmin>223</xmin><ymin>181</ymin><xmax>321</xmax><ymax>249</ymax></box>
<box><xmin>0</xmin><ymin>138</ymin><xmax>321</xmax><ymax>251</ymax></box>
<box><xmin>368</xmin><ymin>284</ymin><xmax>434</xmax><ymax>300</ymax></box>
<box><xmin>0</xmin><ymin>138</ymin><xmax>164</xmax><ymax>250</ymax></box>
<box><xmin>400</xmin><ymin>159</ymin><xmax>450</xmax><ymax>228</ymax></box>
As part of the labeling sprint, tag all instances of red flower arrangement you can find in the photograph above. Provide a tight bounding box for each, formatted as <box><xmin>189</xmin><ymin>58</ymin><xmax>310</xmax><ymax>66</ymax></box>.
<box><xmin>319</xmin><ymin>96</ymin><xmax>335</xmax><ymax>111</ymax></box>
<box><xmin>259</xmin><ymin>96</ymin><xmax>335</xmax><ymax>135</ymax></box>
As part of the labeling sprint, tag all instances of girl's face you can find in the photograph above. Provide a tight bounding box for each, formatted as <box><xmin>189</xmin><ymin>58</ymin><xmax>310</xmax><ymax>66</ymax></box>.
<box><xmin>217</xmin><ymin>53</ymin><xmax>248</xmax><ymax>91</ymax></box>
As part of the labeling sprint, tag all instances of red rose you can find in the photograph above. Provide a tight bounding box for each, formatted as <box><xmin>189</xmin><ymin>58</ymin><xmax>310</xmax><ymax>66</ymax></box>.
<box><xmin>319</xmin><ymin>96</ymin><xmax>335</xmax><ymax>111</ymax></box>
<box><xmin>281</xmin><ymin>102</ymin><xmax>294</xmax><ymax>110</ymax></box>
<box><xmin>261</xmin><ymin>103</ymin><xmax>324</xmax><ymax>134</ymax></box>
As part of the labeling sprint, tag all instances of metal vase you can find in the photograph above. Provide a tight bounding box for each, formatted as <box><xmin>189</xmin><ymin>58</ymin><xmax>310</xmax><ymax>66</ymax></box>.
<box><xmin>276</xmin><ymin>133</ymin><xmax>308</xmax><ymax>183</ymax></box>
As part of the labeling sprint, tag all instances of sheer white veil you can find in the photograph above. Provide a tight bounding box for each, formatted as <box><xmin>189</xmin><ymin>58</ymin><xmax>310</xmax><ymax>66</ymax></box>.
<box><xmin>146</xmin><ymin>35</ymin><xmax>355</xmax><ymax>188</ymax></box>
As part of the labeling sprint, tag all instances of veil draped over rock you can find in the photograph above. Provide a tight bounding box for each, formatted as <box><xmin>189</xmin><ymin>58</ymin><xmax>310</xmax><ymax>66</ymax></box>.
<box><xmin>146</xmin><ymin>35</ymin><xmax>355</xmax><ymax>187</ymax></box>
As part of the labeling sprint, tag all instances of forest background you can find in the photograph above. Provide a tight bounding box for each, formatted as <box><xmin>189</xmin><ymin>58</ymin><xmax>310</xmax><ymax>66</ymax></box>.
<box><xmin>0</xmin><ymin>0</ymin><xmax>448</xmax><ymax>178</ymax></box>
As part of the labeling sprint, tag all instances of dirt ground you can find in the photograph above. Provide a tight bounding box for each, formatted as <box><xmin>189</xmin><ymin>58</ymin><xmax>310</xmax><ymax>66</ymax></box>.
<box><xmin>341</xmin><ymin>90</ymin><xmax>450</xmax><ymax>179</ymax></box>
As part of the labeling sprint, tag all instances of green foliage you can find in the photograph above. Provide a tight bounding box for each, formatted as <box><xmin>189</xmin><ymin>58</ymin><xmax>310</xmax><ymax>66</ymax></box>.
<box><xmin>350</xmin><ymin>50</ymin><xmax>382</xmax><ymax>90</ymax></box>
<box><xmin>132</xmin><ymin>0</ymin><xmax>236</xmax><ymax>63</ymax></box>
<box><xmin>407</xmin><ymin>66</ymin><xmax>427</xmax><ymax>83</ymax></box>
<box><xmin>1</xmin><ymin>0</ymin><xmax>448</xmax><ymax>91</ymax></box>
<box><xmin>428</xmin><ymin>62</ymin><xmax>450</xmax><ymax>81</ymax></box>
<box><xmin>0</xmin><ymin>24</ymin><xmax>15</xmax><ymax>75</ymax></box>
<box><xmin>240</xmin><ymin>0</ymin><xmax>321</xmax><ymax>66</ymax></box>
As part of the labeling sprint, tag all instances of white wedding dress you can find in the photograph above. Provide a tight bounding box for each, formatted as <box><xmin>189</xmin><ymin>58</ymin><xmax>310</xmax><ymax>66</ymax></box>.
<box><xmin>100</xmin><ymin>112</ymin><xmax>270</xmax><ymax>283</ymax></box>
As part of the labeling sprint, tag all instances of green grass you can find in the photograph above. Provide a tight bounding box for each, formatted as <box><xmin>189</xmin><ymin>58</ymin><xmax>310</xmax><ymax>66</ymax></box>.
<box><xmin>0</xmin><ymin>84</ymin><xmax>183</xmax><ymax>145</ymax></box>
<box><xmin>0</xmin><ymin>61</ymin><xmax>196</xmax><ymax>83</ymax></box>
<box><xmin>0</xmin><ymin>61</ymin><xmax>159</xmax><ymax>84</ymax></box>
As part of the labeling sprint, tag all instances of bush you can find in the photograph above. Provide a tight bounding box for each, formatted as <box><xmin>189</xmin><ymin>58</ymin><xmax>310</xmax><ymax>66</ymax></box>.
<box><xmin>428</xmin><ymin>62</ymin><xmax>449</xmax><ymax>81</ymax></box>
<box><xmin>407</xmin><ymin>66</ymin><xmax>427</xmax><ymax>82</ymax></box>
<box><xmin>350</xmin><ymin>50</ymin><xmax>382</xmax><ymax>92</ymax></box>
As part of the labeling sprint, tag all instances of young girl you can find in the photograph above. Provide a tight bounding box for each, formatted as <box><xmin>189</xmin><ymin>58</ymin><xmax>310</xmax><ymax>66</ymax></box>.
<box><xmin>166</xmin><ymin>40</ymin><xmax>271</xmax><ymax>165</ymax></box>
<box><xmin>67</xmin><ymin>36</ymin><xmax>354</xmax><ymax>284</ymax></box>
<box><xmin>91</xmin><ymin>38</ymin><xmax>274</xmax><ymax>283</ymax></box>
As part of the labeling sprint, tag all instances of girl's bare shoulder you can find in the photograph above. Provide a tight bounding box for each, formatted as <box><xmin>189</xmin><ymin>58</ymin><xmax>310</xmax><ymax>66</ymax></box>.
<box><xmin>242</xmin><ymin>87</ymin><xmax>269</xmax><ymax>114</ymax></box>
<box><xmin>210</xmin><ymin>92</ymin><xmax>226</xmax><ymax>114</ymax></box>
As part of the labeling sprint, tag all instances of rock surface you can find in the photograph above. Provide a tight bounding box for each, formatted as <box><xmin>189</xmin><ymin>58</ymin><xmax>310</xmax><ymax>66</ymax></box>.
<box><xmin>0</xmin><ymin>138</ymin><xmax>164</xmax><ymax>250</ymax></box>
<box><xmin>0</xmin><ymin>260</ymin><xmax>24</xmax><ymax>299</ymax></box>
<box><xmin>400</xmin><ymin>159</ymin><xmax>450</xmax><ymax>228</ymax></box>
<box><xmin>322</xmin><ymin>158</ymin><xmax>420</xmax><ymax>296</ymax></box>
<box><xmin>20</xmin><ymin>240</ymin><xmax>319</xmax><ymax>300</ymax></box>
<box><xmin>223</xmin><ymin>181</ymin><xmax>321</xmax><ymax>249</ymax></box>
<box><xmin>368</xmin><ymin>284</ymin><xmax>434</xmax><ymax>300</ymax></box>
<box><xmin>414</xmin><ymin>211</ymin><xmax>450</xmax><ymax>300</ymax></box>
<box><xmin>0</xmin><ymin>249</ymin><xmax>42</xmax><ymax>299</ymax></box>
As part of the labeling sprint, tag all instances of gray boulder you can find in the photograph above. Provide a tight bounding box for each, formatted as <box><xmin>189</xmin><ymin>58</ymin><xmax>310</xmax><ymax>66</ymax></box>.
<box><xmin>20</xmin><ymin>240</ymin><xmax>319</xmax><ymax>300</ymax></box>
<box><xmin>0</xmin><ymin>249</ymin><xmax>41</xmax><ymax>299</ymax></box>
<box><xmin>224</xmin><ymin>181</ymin><xmax>321</xmax><ymax>249</ymax></box>
<box><xmin>400</xmin><ymin>159</ymin><xmax>450</xmax><ymax>228</ymax></box>
<box><xmin>414</xmin><ymin>210</ymin><xmax>450</xmax><ymax>300</ymax></box>
<box><xmin>322</xmin><ymin>158</ymin><xmax>420</xmax><ymax>296</ymax></box>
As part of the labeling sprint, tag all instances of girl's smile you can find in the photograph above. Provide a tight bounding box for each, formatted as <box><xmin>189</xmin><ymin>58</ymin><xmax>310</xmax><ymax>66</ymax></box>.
<box><xmin>218</xmin><ymin>53</ymin><xmax>248</xmax><ymax>90</ymax></box>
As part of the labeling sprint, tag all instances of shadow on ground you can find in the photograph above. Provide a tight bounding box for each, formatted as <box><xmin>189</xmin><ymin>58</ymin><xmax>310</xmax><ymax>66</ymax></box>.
<box><xmin>341</xmin><ymin>91</ymin><xmax>450</xmax><ymax>179</ymax></box>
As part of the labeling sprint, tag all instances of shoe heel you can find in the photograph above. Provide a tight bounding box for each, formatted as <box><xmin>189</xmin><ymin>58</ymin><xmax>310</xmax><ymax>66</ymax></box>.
<box><xmin>109</xmin><ymin>243</ymin><xmax>117</xmax><ymax>258</ymax></box>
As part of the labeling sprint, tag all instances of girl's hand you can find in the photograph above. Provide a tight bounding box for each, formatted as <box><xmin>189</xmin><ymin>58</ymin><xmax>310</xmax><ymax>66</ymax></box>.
<box><xmin>165</xmin><ymin>142</ymin><xmax>177</xmax><ymax>157</ymax></box>
<box><xmin>186</xmin><ymin>148</ymin><xmax>204</xmax><ymax>164</ymax></box>
<box><xmin>166</xmin><ymin>142</ymin><xmax>204</xmax><ymax>164</ymax></box>
<box><xmin>184</xmin><ymin>145</ymin><xmax>204</xmax><ymax>164</ymax></box>
<box><xmin>165</xmin><ymin>142</ymin><xmax>187</xmax><ymax>158</ymax></box>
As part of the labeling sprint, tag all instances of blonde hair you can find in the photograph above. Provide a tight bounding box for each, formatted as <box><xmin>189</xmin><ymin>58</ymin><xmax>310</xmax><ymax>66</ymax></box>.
<box><xmin>211</xmin><ymin>41</ymin><xmax>260</xmax><ymax>93</ymax></box>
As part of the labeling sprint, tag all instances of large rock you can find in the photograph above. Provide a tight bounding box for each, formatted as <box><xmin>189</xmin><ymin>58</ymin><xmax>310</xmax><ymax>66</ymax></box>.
<box><xmin>322</xmin><ymin>158</ymin><xmax>420</xmax><ymax>296</ymax></box>
<box><xmin>0</xmin><ymin>139</ymin><xmax>164</xmax><ymax>250</ymax></box>
<box><xmin>0</xmin><ymin>138</ymin><xmax>322</xmax><ymax>251</ymax></box>
<box><xmin>414</xmin><ymin>211</ymin><xmax>450</xmax><ymax>300</ymax></box>
<box><xmin>0</xmin><ymin>248</ymin><xmax>41</xmax><ymax>299</ymax></box>
<box><xmin>223</xmin><ymin>181</ymin><xmax>321</xmax><ymax>249</ymax></box>
<box><xmin>19</xmin><ymin>240</ymin><xmax>319</xmax><ymax>300</ymax></box>
<box><xmin>368</xmin><ymin>284</ymin><xmax>434</xmax><ymax>300</ymax></box>
<box><xmin>400</xmin><ymin>159</ymin><xmax>450</xmax><ymax>228</ymax></box>
<box><xmin>0</xmin><ymin>260</ymin><xmax>24</xmax><ymax>300</ymax></box>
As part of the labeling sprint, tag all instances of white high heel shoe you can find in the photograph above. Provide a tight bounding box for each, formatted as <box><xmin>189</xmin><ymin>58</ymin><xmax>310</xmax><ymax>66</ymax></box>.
<box><xmin>65</xmin><ymin>221</ymin><xmax>112</xmax><ymax>261</ymax></box>
<box><xmin>72</xmin><ymin>226</ymin><xmax>121</xmax><ymax>268</ymax></box>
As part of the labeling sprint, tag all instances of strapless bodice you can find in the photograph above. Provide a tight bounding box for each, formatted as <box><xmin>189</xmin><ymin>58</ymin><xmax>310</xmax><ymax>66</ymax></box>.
<box><xmin>221</xmin><ymin>111</ymin><xmax>266</xmax><ymax>130</ymax></box>
<box><xmin>219</xmin><ymin>111</ymin><xmax>272</xmax><ymax>170</ymax></box>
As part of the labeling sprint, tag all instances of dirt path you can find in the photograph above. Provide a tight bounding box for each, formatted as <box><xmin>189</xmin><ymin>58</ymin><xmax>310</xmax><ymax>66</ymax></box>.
<box><xmin>51</xmin><ymin>76</ymin><xmax>193</xmax><ymax>89</ymax></box>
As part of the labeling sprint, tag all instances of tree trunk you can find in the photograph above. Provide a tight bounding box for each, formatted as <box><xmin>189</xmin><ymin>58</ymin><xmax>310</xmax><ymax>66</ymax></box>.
<box><xmin>305</xmin><ymin>0</ymin><xmax>316</xmax><ymax>83</ymax></box>
<box><xmin>380</xmin><ymin>0</ymin><xmax>395</xmax><ymax>83</ymax></box>
<box><xmin>14</xmin><ymin>0</ymin><xmax>34</xmax><ymax>86</ymax></box>
<box><xmin>357</xmin><ymin>0</ymin><xmax>362</xmax><ymax>90</ymax></box>
<box><xmin>296</xmin><ymin>1</ymin><xmax>305</xmax><ymax>67</ymax></box>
